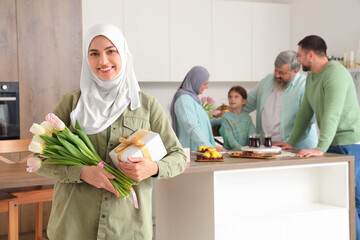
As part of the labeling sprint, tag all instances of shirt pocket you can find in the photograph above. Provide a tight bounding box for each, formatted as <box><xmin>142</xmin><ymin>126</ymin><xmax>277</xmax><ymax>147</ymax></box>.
<box><xmin>122</xmin><ymin>117</ymin><xmax>151</xmax><ymax>137</ymax></box>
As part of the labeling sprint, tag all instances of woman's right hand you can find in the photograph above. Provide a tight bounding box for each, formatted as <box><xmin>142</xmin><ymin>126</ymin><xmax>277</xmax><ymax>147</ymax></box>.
<box><xmin>80</xmin><ymin>166</ymin><xmax>120</xmax><ymax>197</ymax></box>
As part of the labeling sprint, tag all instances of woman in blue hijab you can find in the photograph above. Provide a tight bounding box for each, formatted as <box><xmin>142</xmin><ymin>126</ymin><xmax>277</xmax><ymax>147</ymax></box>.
<box><xmin>170</xmin><ymin>66</ymin><xmax>226</xmax><ymax>152</ymax></box>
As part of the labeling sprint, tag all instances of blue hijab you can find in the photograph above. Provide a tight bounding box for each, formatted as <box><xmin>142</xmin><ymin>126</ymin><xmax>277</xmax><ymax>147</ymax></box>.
<box><xmin>170</xmin><ymin>66</ymin><xmax>210</xmax><ymax>132</ymax></box>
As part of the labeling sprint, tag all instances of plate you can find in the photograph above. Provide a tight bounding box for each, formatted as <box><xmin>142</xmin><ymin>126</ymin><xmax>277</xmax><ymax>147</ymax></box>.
<box><xmin>240</xmin><ymin>145</ymin><xmax>281</xmax><ymax>154</ymax></box>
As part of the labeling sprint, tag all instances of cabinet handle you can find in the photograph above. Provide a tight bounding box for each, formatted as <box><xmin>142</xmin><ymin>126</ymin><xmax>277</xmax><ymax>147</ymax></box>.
<box><xmin>0</xmin><ymin>97</ymin><xmax>17</xmax><ymax>101</ymax></box>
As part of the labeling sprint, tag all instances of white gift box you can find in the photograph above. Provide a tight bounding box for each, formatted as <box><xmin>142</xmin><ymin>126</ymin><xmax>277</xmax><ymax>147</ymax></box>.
<box><xmin>109</xmin><ymin>129</ymin><xmax>167</xmax><ymax>167</ymax></box>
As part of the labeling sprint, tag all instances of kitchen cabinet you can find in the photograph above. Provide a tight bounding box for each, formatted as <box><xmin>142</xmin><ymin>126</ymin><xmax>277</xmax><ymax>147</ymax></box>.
<box><xmin>82</xmin><ymin>0</ymin><xmax>291</xmax><ymax>82</ymax></box>
<box><xmin>156</xmin><ymin>153</ymin><xmax>354</xmax><ymax>240</ymax></box>
<box><xmin>0</xmin><ymin>0</ymin><xmax>18</xmax><ymax>83</ymax></box>
<box><xmin>252</xmin><ymin>3</ymin><xmax>290</xmax><ymax>82</ymax></box>
<box><xmin>212</xmin><ymin>1</ymin><xmax>252</xmax><ymax>82</ymax></box>
<box><xmin>124</xmin><ymin>0</ymin><xmax>169</xmax><ymax>82</ymax></box>
<box><xmin>82</xmin><ymin>0</ymin><xmax>124</xmax><ymax>34</ymax></box>
<box><xmin>169</xmin><ymin>0</ymin><xmax>212</xmax><ymax>82</ymax></box>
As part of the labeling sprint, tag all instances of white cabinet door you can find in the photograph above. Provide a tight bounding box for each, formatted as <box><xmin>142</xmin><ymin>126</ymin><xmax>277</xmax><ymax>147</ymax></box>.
<box><xmin>212</xmin><ymin>1</ymin><xmax>252</xmax><ymax>82</ymax></box>
<box><xmin>252</xmin><ymin>3</ymin><xmax>290</xmax><ymax>82</ymax></box>
<box><xmin>124</xmin><ymin>0</ymin><xmax>169</xmax><ymax>82</ymax></box>
<box><xmin>82</xmin><ymin>0</ymin><xmax>124</xmax><ymax>35</ymax></box>
<box><xmin>169</xmin><ymin>0</ymin><xmax>212</xmax><ymax>82</ymax></box>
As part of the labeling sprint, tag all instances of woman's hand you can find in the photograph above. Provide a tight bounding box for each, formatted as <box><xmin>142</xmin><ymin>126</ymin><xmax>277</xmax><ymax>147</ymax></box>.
<box><xmin>273</xmin><ymin>142</ymin><xmax>293</xmax><ymax>150</ymax></box>
<box><xmin>80</xmin><ymin>166</ymin><xmax>120</xmax><ymax>197</ymax></box>
<box><xmin>118</xmin><ymin>157</ymin><xmax>159</xmax><ymax>181</ymax></box>
<box><xmin>214</xmin><ymin>145</ymin><xmax>228</xmax><ymax>152</ymax></box>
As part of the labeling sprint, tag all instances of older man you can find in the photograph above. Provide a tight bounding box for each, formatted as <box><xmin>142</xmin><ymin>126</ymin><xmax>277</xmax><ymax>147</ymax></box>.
<box><xmin>243</xmin><ymin>50</ymin><xmax>318</xmax><ymax>149</ymax></box>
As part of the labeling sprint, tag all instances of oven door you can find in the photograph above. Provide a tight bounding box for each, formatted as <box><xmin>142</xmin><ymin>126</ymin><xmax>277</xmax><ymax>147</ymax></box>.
<box><xmin>0</xmin><ymin>92</ymin><xmax>20</xmax><ymax>139</ymax></box>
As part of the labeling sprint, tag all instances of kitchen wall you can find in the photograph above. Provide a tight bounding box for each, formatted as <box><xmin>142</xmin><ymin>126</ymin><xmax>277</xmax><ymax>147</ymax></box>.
<box><xmin>82</xmin><ymin>0</ymin><xmax>360</xmax><ymax>119</ymax></box>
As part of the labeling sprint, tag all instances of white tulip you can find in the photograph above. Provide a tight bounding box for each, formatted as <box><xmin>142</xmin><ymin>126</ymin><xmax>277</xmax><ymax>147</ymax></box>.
<box><xmin>32</xmin><ymin>134</ymin><xmax>45</xmax><ymax>145</ymax></box>
<box><xmin>40</xmin><ymin>121</ymin><xmax>55</xmax><ymax>135</ymax></box>
<box><xmin>30</xmin><ymin>123</ymin><xmax>46</xmax><ymax>135</ymax></box>
<box><xmin>28</xmin><ymin>141</ymin><xmax>44</xmax><ymax>154</ymax></box>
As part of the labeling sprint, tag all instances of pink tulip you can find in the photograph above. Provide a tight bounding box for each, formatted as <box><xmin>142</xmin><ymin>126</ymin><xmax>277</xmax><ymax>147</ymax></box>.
<box><xmin>212</xmin><ymin>110</ymin><xmax>221</xmax><ymax>116</ymax></box>
<box><xmin>201</xmin><ymin>97</ymin><xmax>207</xmax><ymax>103</ymax></box>
<box><xmin>26</xmin><ymin>157</ymin><xmax>42</xmax><ymax>172</ymax></box>
<box><xmin>207</xmin><ymin>96</ymin><xmax>215</xmax><ymax>104</ymax></box>
<box><xmin>46</xmin><ymin>113</ymin><xmax>65</xmax><ymax>131</ymax></box>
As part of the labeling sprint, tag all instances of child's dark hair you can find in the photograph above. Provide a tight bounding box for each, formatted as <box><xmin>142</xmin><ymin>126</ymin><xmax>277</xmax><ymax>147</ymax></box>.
<box><xmin>228</xmin><ymin>86</ymin><xmax>247</xmax><ymax>99</ymax></box>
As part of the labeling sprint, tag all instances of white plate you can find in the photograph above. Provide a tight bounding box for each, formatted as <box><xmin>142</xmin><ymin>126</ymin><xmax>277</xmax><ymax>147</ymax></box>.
<box><xmin>240</xmin><ymin>145</ymin><xmax>281</xmax><ymax>154</ymax></box>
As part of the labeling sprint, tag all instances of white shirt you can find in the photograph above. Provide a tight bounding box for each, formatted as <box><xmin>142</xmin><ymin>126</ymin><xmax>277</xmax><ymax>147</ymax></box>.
<box><xmin>261</xmin><ymin>89</ymin><xmax>284</xmax><ymax>142</ymax></box>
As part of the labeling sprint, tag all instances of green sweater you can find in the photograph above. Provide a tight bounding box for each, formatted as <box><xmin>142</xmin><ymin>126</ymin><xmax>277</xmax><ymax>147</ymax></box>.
<box><xmin>288</xmin><ymin>61</ymin><xmax>360</xmax><ymax>151</ymax></box>
<box><xmin>36</xmin><ymin>90</ymin><xmax>186</xmax><ymax>240</ymax></box>
<box><xmin>219</xmin><ymin>112</ymin><xmax>256</xmax><ymax>150</ymax></box>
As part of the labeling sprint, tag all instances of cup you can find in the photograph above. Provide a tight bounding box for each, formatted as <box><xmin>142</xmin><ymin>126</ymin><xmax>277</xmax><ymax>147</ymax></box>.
<box><xmin>183</xmin><ymin>148</ymin><xmax>191</xmax><ymax>164</ymax></box>
<box><xmin>264</xmin><ymin>135</ymin><xmax>272</xmax><ymax>147</ymax></box>
<box><xmin>254</xmin><ymin>134</ymin><xmax>261</xmax><ymax>148</ymax></box>
<box><xmin>248</xmin><ymin>134</ymin><xmax>256</xmax><ymax>147</ymax></box>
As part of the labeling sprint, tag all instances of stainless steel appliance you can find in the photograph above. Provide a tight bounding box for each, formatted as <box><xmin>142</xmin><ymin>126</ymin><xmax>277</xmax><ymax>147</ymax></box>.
<box><xmin>0</xmin><ymin>82</ymin><xmax>20</xmax><ymax>139</ymax></box>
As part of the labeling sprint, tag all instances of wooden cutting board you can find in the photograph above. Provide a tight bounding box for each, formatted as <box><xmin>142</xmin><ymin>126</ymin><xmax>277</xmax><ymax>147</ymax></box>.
<box><xmin>195</xmin><ymin>158</ymin><xmax>225</xmax><ymax>162</ymax></box>
<box><xmin>228</xmin><ymin>152</ymin><xmax>276</xmax><ymax>159</ymax></box>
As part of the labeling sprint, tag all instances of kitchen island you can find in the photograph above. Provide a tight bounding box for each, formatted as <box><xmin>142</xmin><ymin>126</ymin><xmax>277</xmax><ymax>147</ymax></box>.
<box><xmin>155</xmin><ymin>151</ymin><xmax>355</xmax><ymax>240</ymax></box>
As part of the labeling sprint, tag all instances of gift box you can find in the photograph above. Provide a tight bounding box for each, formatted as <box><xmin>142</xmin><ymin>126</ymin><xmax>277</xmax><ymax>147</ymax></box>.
<box><xmin>109</xmin><ymin>129</ymin><xmax>167</xmax><ymax>167</ymax></box>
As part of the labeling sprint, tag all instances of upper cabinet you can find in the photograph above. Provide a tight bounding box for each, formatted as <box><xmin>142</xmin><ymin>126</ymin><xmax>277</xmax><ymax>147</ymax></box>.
<box><xmin>82</xmin><ymin>0</ymin><xmax>290</xmax><ymax>82</ymax></box>
<box><xmin>124</xmin><ymin>0</ymin><xmax>169</xmax><ymax>82</ymax></box>
<box><xmin>251</xmin><ymin>3</ymin><xmax>290</xmax><ymax>82</ymax></box>
<box><xmin>0</xmin><ymin>0</ymin><xmax>18</xmax><ymax>83</ymax></box>
<box><xmin>212</xmin><ymin>1</ymin><xmax>252</xmax><ymax>82</ymax></box>
<box><xmin>169</xmin><ymin>0</ymin><xmax>212</xmax><ymax>82</ymax></box>
<box><xmin>82</xmin><ymin>0</ymin><xmax>124</xmax><ymax>33</ymax></box>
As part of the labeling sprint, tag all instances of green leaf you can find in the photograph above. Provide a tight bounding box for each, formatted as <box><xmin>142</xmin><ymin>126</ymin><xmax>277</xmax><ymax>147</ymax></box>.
<box><xmin>75</xmin><ymin>120</ymin><xmax>99</xmax><ymax>159</ymax></box>
<box><xmin>40</xmin><ymin>135</ymin><xmax>61</xmax><ymax>146</ymax></box>
<box><xmin>56</xmin><ymin>135</ymin><xmax>92</xmax><ymax>164</ymax></box>
<box><xmin>60</xmin><ymin>130</ymin><xmax>97</xmax><ymax>161</ymax></box>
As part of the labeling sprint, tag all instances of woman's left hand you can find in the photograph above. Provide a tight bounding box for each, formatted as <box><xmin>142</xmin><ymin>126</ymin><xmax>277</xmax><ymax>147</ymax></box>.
<box><xmin>214</xmin><ymin>145</ymin><xmax>228</xmax><ymax>152</ymax></box>
<box><xmin>118</xmin><ymin>157</ymin><xmax>159</xmax><ymax>181</ymax></box>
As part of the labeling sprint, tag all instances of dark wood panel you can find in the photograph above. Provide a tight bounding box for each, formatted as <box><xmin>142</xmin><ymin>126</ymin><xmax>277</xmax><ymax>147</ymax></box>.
<box><xmin>0</xmin><ymin>0</ymin><xmax>18</xmax><ymax>82</ymax></box>
<box><xmin>17</xmin><ymin>0</ymin><xmax>82</xmax><ymax>138</ymax></box>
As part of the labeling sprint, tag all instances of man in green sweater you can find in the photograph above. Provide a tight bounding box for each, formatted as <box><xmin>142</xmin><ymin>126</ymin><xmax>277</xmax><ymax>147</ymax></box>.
<box><xmin>275</xmin><ymin>35</ymin><xmax>360</xmax><ymax>238</ymax></box>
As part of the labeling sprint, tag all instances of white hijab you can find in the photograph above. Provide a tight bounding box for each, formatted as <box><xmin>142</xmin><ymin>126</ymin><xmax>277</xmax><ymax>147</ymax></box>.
<box><xmin>70</xmin><ymin>23</ymin><xmax>141</xmax><ymax>134</ymax></box>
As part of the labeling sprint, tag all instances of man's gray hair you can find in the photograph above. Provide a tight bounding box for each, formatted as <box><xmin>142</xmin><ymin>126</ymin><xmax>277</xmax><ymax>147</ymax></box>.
<box><xmin>274</xmin><ymin>50</ymin><xmax>301</xmax><ymax>71</ymax></box>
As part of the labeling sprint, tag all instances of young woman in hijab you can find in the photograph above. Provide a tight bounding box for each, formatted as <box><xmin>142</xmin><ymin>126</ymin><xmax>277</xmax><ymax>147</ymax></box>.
<box><xmin>35</xmin><ymin>23</ymin><xmax>186</xmax><ymax>240</ymax></box>
<box><xmin>170</xmin><ymin>66</ymin><xmax>227</xmax><ymax>152</ymax></box>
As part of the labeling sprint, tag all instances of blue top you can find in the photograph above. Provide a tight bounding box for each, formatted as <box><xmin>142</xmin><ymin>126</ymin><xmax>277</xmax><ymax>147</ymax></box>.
<box><xmin>174</xmin><ymin>94</ymin><xmax>215</xmax><ymax>151</ymax></box>
<box><xmin>242</xmin><ymin>72</ymin><xmax>318</xmax><ymax>149</ymax></box>
<box><xmin>219</xmin><ymin>112</ymin><xmax>256</xmax><ymax>150</ymax></box>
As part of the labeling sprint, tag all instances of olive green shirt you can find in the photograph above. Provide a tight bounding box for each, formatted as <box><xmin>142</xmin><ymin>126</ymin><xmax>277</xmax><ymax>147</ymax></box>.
<box><xmin>36</xmin><ymin>90</ymin><xmax>187</xmax><ymax>240</ymax></box>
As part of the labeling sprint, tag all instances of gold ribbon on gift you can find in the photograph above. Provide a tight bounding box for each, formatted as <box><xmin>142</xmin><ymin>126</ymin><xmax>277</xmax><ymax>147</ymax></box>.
<box><xmin>114</xmin><ymin>130</ymin><xmax>152</xmax><ymax>162</ymax></box>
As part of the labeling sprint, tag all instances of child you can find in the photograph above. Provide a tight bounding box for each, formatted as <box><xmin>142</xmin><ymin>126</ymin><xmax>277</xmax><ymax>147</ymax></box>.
<box><xmin>220</xmin><ymin>86</ymin><xmax>256</xmax><ymax>150</ymax></box>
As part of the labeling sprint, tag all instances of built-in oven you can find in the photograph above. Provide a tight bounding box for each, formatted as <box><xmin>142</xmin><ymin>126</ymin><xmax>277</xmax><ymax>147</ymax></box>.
<box><xmin>0</xmin><ymin>82</ymin><xmax>20</xmax><ymax>139</ymax></box>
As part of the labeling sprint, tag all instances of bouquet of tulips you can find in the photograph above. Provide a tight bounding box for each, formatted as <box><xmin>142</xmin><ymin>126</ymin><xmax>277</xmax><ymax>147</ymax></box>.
<box><xmin>27</xmin><ymin>113</ymin><xmax>138</xmax><ymax>198</ymax></box>
<box><xmin>201</xmin><ymin>96</ymin><xmax>220</xmax><ymax>119</ymax></box>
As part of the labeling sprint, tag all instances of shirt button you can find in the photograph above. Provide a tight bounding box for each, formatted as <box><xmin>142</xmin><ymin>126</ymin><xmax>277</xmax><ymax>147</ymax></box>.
<box><xmin>110</xmin><ymin>144</ymin><xmax>113</xmax><ymax>147</ymax></box>
<box><xmin>113</xmin><ymin>127</ymin><xmax>116</xmax><ymax>130</ymax></box>
<box><xmin>102</xmin><ymin>215</ymin><xmax>105</xmax><ymax>218</ymax></box>
<box><xmin>105</xmin><ymin>197</ymin><xmax>108</xmax><ymax>200</ymax></box>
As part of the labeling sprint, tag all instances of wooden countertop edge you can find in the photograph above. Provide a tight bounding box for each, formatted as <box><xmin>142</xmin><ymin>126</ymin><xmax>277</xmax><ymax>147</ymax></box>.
<box><xmin>183</xmin><ymin>153</ymin><xmax>354</xmax><ymax>174</ymax></box>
